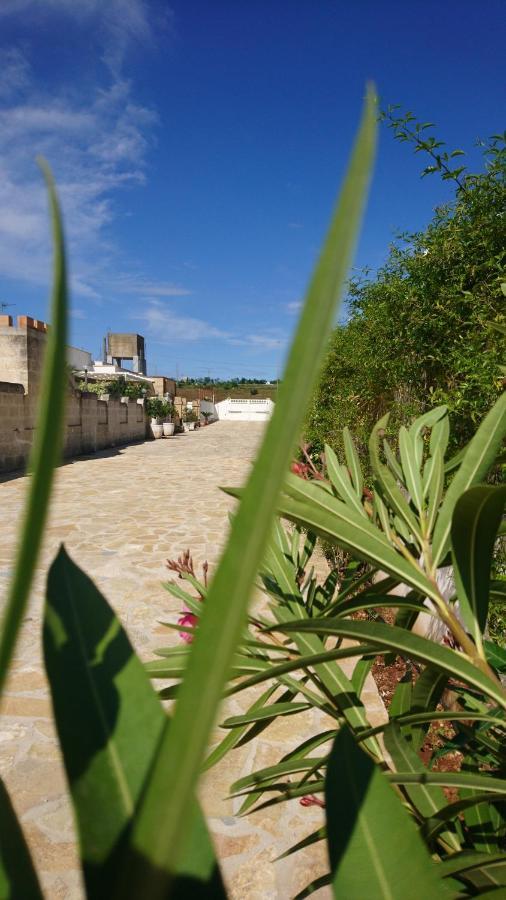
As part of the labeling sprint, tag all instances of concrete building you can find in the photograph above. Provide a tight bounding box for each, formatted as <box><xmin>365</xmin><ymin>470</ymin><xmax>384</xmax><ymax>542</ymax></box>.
<box><xmin>105</xmin><ymin>332</ymin><xmax>147</xmax><ymax>375</ymax></box>
<box><xmin>0</xmin><ymin>315</ymin><xmax>148</xmax><ymax>474</ymax></box>
<box><xmin>151</xmin><ymin>376</ymin><xmax>176</xmax><ymax>400</ymax></box>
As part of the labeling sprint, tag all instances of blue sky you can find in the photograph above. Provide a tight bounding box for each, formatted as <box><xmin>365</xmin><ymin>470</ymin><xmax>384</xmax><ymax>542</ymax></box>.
<box><xmin>0</xmin><ymin>1</ymin><xmax>503</xmax><ymax>379</ymax></box>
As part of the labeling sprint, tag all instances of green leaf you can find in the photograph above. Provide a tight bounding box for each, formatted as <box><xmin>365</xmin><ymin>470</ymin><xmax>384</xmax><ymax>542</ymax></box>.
<box><xmin>325</xmin><ymin>728</ymin><xmax>449</xmax><ymax>899</ymax></box>
<box><xmin>426</xmin><ymin>446</ymin><xmax>444</xmax><ymax>536</ymax></box>
<box><xmin>358</xmin><ymin>709</ymin><xmax>505</xmax><ymax>742</ymax></box>
<box><xmin>231</xmin><ymin>757</ymin><xmax>326</xmax><ymax>795</ymax></box>
<box><xmin>423</xmin><ymin>794</ymin><xmax>506</xmax><ymax>846</ymax></box>
<box><xmin>438</xmin><ymin>852</ymin><xmax>506</xmax><ymax>879</ymax></box>
<box><xmin>485</xmin><ymin>641</ymin><xmax>506</xmax><ymax>673</ymax></box>
<box><xmin>278</xmin><ymin>475</ymin><xmax>441</xmax><ymax>604</ymax></box>
<box><xmin>409</xmin><ymin>665</ymin><xmax>448</xmax><ymax>751</ymax></box>
<box><xmin>202</xmin><ymin>684</ymin><xmax>279</xmax><ymax>770</ymax></box>
<box><xmin>0</xmin><ymin>161</ymin><xmax>68</xmax><ymax>697</ymax></box>
<box><xmin>325</xmin><ymin>445</ymin><xmax>367</xmax><ymax>517</ymax></box>
<box><xmin>432</xmin><ymin>393</ymin><xmax>506</xmax><ymax>566</ymax></box>
<box><xmin>383</xmin><ymin>723</ymin><xmax>460</xmax><ymax>850</ymax></box>
<box><xmin>342</xmin><ymin>427</ymin><xmax>363</xmax><ymax>497</ymax></box>
<box><xmin>410</xmin><ymin>406</ymin><xmax>447</xmax><ymax>445</ymax></box>
<box><xmin>430</xmin><ymin>411</ymin><xmax>450</xmax><ymax>459</ymax></box>
<box><xmin>451</xmin><ymin>485</ymin><xmax>506</xmax><ymax>645</ymax></box>
<box><xmin>222</xmin><ymin>701</ymin><xmax>310</xmax><ymax>728</ymax></box>
<box><xmin>399</xmin><ymin>426</ymin><xmax>424</xmax><ymax>512</ymax></box>
<box><xmin>368</xmin><ymin>414</ymin><xmax>423</xmax><ymax>544</ymax></box>
<box><xmin>261</xmin><ymin>519</ymin><xmax>383</xmax><ymax>756</ymax></box>
<box><xmin>388</xmin><ymin>671</ymin><xmax>413</xmax><ymax>719</ymax></box>
<box><xmin>276</xmin><ymin>826</ymin><xmax>326</xmax><ymax>861</ymax></box>
<box><xmin>389</xmin><ymin>771</ymin><xmax>506</xmax><ymax>793</ymax></box>
<box><xmin>43</xmin><ymin>547</ymin><xmax>225</xmax><ymax>898</ymax></box>
<box><xmin>383</xmin><ymin>438</ymin><xmax>404</xmax><ymax>482</ymax></box>
<box><xmin>225</xmin><ymin>642</ymin><xmax>378</xmax><ymax>697</ymax></box>
<box><xmin>0</xmin><ymin>778</ymin><xmax>43</xmax><ymax>899</ymax></box>
<box><xmin>294</xmin><ymin>873</ymin><xmax>332</xmax><ymax>900</ymax></box>
<box><xmin>129</xmin><ymin>87</ymin><xmax>378</xmax><ymax>887</ymax></box>
<box><xmin>269</xmin><ymin>618</ymin><xmax>506</xmax><ymax>710</ymax></box>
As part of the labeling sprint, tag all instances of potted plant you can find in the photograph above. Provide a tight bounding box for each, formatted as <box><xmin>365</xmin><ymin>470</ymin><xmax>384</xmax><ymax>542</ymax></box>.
<box><xmin>183</xmin><ymin>410</ymin><xmax>198</xmax><ymax>432</ymax></box>
<box><xmin>145</xmin><ymin>397</ymin><xmax>168</xmax><ymax>439</ymax></box>
<box><xmin>162</xmin><ymin>402</ymin><xmax>176</xmax><ymax>437</ymax></box>
<box><xmin>201</xmin><ymin>410</ymin><xmax>212</xmax><ymax>426</ymax></box>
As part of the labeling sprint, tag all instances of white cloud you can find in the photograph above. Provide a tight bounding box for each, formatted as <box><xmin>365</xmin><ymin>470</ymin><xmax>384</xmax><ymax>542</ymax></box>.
<box><xmin>137</xmin><ymin>301</ymin><xmax>231</xmax><ymax>343</ymax></box>
<box><xmin>113</xmin><ymin>276</ymin><xmax>192</xmax><ymax>297</ymax></box>
<box><xmin>0</xmin><ymin>48</ymin><xmax>158</xmax><ymax>299</ymax></box>
<box><xmin>285</xmin><ymin>300</ymin><xmax>302</xmax><ymax>313</ymax></box>
<box><xmin>241</xmin><ymin>334</ymin><xmax>286</xmax><ymax>350</ymax></box>
<box><xmin>135</xmin><ymin>301</ymin><xmax>287</xmax><ymax>354</ymax></box>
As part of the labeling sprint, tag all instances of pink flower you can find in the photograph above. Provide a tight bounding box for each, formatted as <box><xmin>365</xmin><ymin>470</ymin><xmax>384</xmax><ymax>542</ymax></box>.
<box><xmin>178</xmin><ymin>611</ymin><xmax>199</xmax><ymax>643</ymax></box>
<box><xmin>291</xmin><ymin>460</ymin><xmax>309</xmax><ymax>479</ymax></box>
<box><xmin>299</xmin><ymin>794</ymin><xmax>325</xmax><ymax>808</ymax></box>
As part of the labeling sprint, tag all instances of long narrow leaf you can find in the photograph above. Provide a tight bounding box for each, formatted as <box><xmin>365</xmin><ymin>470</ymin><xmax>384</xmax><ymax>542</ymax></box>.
<box><xmin>44</xmin><ymin>548</ymin><xmax>224</xmax><ymax>898</ymax></box>
<box><xmin>0</xmin><ymin>778</ymin><xmax>43</xmax><ymax>899</ymax></box>
<box><xmin>384</xmin><ymin>723</ymin><xmax>460</xmax><ymax>850</ymax></box>
<box><xmin>279</xmin><ymin>476</ymin><xmax>442</xmax><ymax>603</ymax></box>
<box><xmin>451</xmin><ymin>485</ymin><xmax>506</xmax><ymax>645</ymax></box>
<box><xmin>432</xmin><ymin>393</ymin><xmax>506</xmax><ymax>566</ymax></box>
<box><xmin>0</xmin><ymin>161</ymin><xmax>67</xmax><ymax>696</ymax></box>
<box><xmin>269</xmin><ymin>618</ymin><xmax>506</xmax><ymax>709</ymax></box>
<box><xmin>129</xmin><ymin>88</ymin><xmax>378</xmax><ymax>891</ymax></box>
<box><xmin>325</xmin><ymin>727</ymin><xmax>448</xmax><ymax>898</ymax></box>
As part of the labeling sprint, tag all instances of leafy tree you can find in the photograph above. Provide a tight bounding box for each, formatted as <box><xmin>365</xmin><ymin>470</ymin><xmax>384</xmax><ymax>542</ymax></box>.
<box><xmin>306</xmin><ymin>112</ymin><xmax>506</xmax><ymax>462</ymax></box>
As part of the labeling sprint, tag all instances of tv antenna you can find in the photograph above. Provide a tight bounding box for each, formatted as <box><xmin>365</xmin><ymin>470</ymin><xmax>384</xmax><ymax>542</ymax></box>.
<box><xmin>0</xmin><ymin>302</ymin><xmax>15</xmax><ymax>313</ymax></box>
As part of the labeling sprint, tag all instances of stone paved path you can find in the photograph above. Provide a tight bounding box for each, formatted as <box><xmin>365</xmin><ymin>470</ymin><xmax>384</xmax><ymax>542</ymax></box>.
<box><xmin>0</xmin><ymin>422</ymin><xmax>386</xmax><ymax>899</ymax></box>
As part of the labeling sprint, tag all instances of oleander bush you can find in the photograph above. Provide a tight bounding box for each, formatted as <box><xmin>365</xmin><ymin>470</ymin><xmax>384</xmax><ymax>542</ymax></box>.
<box><xmin>153</xmin><ymin>400</ymin><xmax>506</xmax><ymax>897</ymax></box>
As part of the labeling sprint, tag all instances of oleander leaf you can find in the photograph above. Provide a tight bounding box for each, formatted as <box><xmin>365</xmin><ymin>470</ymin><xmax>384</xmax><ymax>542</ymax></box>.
<box><xmin>451</xmin><ymin>485</ymin><xmax>506</xmax><ymax>644</ymax></box>
<box><xmin>383</xmin><ymin>723</ymin><xmax>460</xmax><ymax>850</ymax></box>
<box><xmin>129</xmin><ymin>88</ymin><xmax>378</xmax><ymax>885</ymax></box>
<box><xmin>0</xmin><ymin>161</ymin><xmax>67</xmax><ymax>697</ymax></box>
<box><xmin>44</xmin><ymin>547</ymin><xmax>225</xmax><ymax>898</ymax></box>
<box><xmin>0</xmin><ymin>778</ymin><xmax>43</xmax><ymax>900</ymax></box>
<box><xmin>268</xmin><ymin>618</ymin><xmax>506</xmax><ymax>710</ymax></box>
<box><xmin>325</xmin><ymin>727</ymin><xmax>449</xmax><ymax>898</ymax></box>
<box><xmin>432</xmin><ymin>393</ymin><xmax>506</xmax><ymax>566</ymax></box>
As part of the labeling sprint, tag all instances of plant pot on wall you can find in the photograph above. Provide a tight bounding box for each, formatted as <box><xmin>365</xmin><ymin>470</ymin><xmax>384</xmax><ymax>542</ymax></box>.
<box><xmin>150</xmin><ymin>418</ymin><xmax>163</xmax><ymax>439</ymax></box>
<box><xmin>163</xmin><ymin>421</ymin><xmax>175</xmax><ymax>437</ymax></box>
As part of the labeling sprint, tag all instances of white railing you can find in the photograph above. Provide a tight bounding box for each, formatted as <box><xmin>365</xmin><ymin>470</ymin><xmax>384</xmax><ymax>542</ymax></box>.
<box><xmin>214</xmin><ymin>397</ymin><xmax>274</xmax><ymax>421</ymax></box>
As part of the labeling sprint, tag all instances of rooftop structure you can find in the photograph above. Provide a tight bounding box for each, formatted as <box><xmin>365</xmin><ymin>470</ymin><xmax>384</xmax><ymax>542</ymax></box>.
<box><xmin>105</xmin><ymin>332</ymin><xmax>147</xmax><ymax>375</ymax></box>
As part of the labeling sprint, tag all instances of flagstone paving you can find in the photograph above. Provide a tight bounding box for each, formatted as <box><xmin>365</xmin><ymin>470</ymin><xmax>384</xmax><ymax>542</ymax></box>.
<box><xmin>0</xmin><ymin>422</ymin><xmax>386</xmax><ymax>899</ymax></box>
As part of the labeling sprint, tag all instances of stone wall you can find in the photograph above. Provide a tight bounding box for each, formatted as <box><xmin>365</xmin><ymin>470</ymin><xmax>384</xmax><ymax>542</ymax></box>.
<box><xmin>0</xmin><ymin>316</ymin><xmax>148</xmax><ymax>474</ymax></box>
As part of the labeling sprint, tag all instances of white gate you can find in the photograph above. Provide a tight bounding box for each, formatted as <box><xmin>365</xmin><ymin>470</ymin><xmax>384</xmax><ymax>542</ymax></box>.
<box><xmin>215</xmin><ymin>398</ymin><xmax>274</xmax><ymax>422</ymax></box>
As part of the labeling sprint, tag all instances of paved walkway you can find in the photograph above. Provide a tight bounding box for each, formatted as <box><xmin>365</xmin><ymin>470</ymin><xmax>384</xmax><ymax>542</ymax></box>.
<box><xmin>0</xmin><ymin>423</ymin><xmax>385</xmax><ymax>899</ymax></box>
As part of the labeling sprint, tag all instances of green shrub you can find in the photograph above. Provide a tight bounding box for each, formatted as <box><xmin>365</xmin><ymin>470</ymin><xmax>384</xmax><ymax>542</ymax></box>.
<box><xmin>145</xmin><ymin>397</ymin><xmax>170</xmax><ymax>420</ymax></box>
<box><xmin>154</xmin><ymin>398</ymin><xmax>506</xmax><ymax>896</ymax></box>
<box><xmin>306</xmin><ymin>114</ymin><xmax>506</xmax><ymax>466</ymax></box>
<box><xmin>76</xmin><ymin>377</ymin><xmax>147</xmax><ymax>399</ymax></box>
